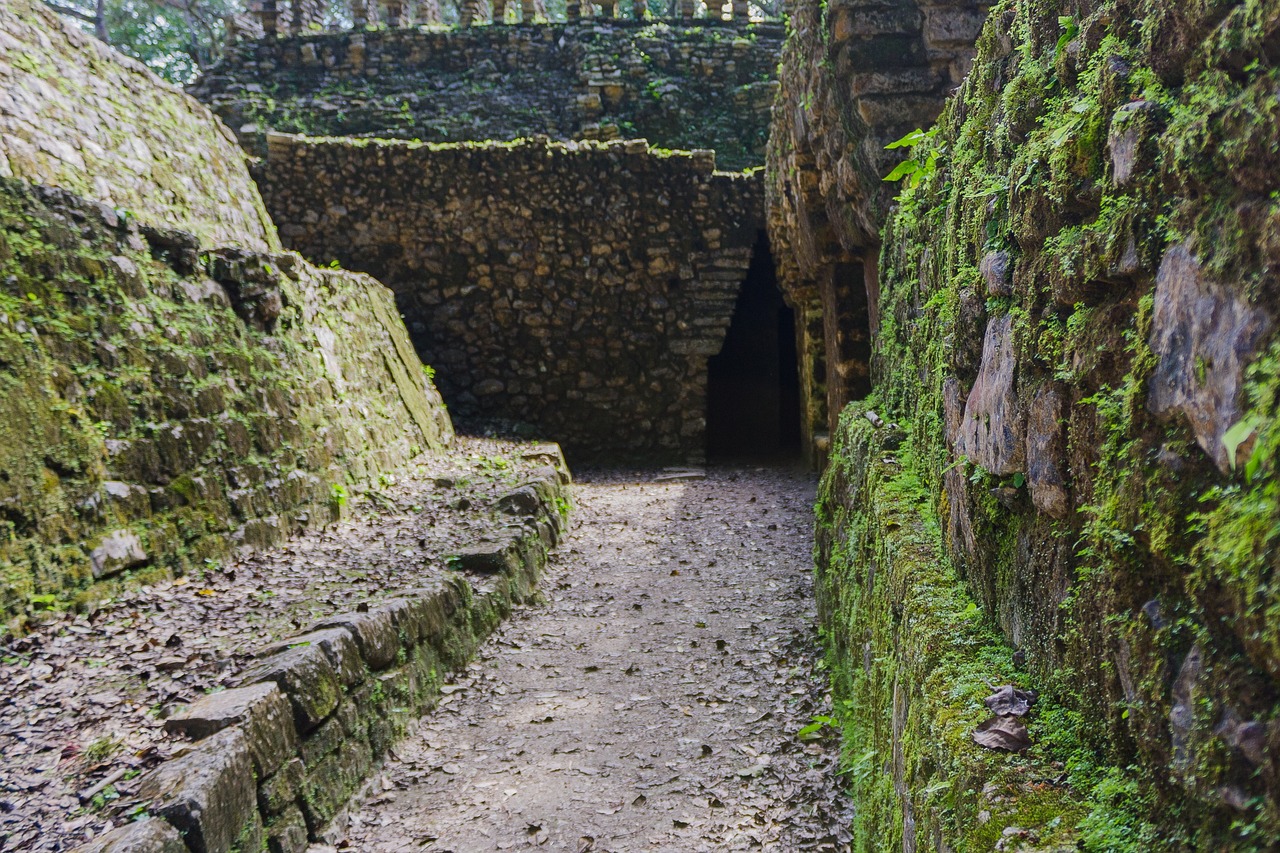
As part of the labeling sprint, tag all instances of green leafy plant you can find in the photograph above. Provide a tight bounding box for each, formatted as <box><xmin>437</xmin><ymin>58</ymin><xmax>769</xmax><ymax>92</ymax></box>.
<box><xmin>1055</xmin><ymin>15</ymin><xmax>1080</xmax><ymax>57</ymax></box>
<box><xmin>883</xmin><ymin>127</ymin><xmax>942</xmax><ymax>189</ymax></box>
<box><xmin>797</xmin><ymin>714</ymin><xmax>838</xmax><ymax>741</ymax></box>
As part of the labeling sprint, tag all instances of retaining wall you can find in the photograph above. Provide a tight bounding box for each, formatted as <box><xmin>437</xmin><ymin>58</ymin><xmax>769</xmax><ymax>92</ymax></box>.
<box><xmin>258</xmin><ymin>134</ymin><xmax>766</xmax><ymax>463</ymax></box>
<box><xmin>76</xmin><ymin>458</ymin><xmax>570</xmax><ymax>853</ymax></box>
<box><xmin>191</xmin><ymin>21</ymin><xmax>783</xmax><ymax>171</ymax></box>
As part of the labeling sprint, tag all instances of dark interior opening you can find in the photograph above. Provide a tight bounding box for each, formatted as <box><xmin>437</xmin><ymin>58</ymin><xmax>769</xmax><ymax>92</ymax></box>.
<box><xmin>707</xmin><ymin>233</ymin><xmax>801</xmax><ymax>462</ymax></box>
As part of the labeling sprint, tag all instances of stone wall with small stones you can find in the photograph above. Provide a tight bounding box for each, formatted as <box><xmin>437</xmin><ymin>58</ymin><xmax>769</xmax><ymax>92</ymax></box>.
<box><xmin>190</xmin><ymin>20</ymin><xmax>783</xmax><ymax>171</ymax></box>
<box><xmin>256</xmin><ymin>134</ymin><xmax>766</xmax><ymax>463</ymax></box>
<box><xmin>0</xmin><ymin>179</ymin><xmax>453</xmax><ymax>625</ymax></box>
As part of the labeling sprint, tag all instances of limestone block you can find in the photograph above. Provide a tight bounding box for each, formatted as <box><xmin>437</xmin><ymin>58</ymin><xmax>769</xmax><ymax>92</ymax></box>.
<box><xmin>979</xmin><ymin>250</ymin><xmax>1012</xmax><ymax>297</ymax></box>
<box><xmin>265</xmin><ymin>805</ymin><xmax>310</xmax><ymax>853</ymax></box>
<box><xmin>313</xmin><ymin>608</ymin><xmax>400</xmax><ymax>670</ymax></box>
<box><xmin>89</xmin><ymin>530</ymin><xmax>147</xmax><ymax>579</ymax></box>
<box><xmin>300</xmin><ymin>738</ymin><xmax>373</xmax><ymax>831</ymax></box>
<box><xmin>258</xmin><ymin>757</ymin><xmax>306</xmax><ymax>817</ymax></box>
<box><xmin>164</xmin><ymin>682</ymin><xmax>299</xmax><ymax>778</ymax></box>
<box><xmin>1148</xmin><ymin>243</ymin><xmax>1271</xmax><ymax>471</ymax></box>
<box><xmin>497</xmin><ymin>484</ymin><xmax>545</xmax><ymax>518</ymax></box>
<box><xmin>299</xmin><ymin>714</ymin><xmax>347</xmax><ymax>769</ymax></box>
<box><xmin>1026</xmin><ymin>383</ymin><xmax>1069</xmax><ymax>519</ymax></box>
<box><xmin>236</xmin><ymin>643</ymin><xmax>342</xmax><ymax>733</ymax></box>
<box><xmin>136</xmin><ymin>727</ymin><xmax>261</xmax><ymax>853</ymax></box>
<box><xmin>69</xmin><ymin>818</ymin><xmax>186</xmax><ymax>852</ymax></box>
<box><xmin>956</xmin><ymin>315</ymin><xmax>1024</xmax><ymax>476</ymax></box>
<box><xmin>450</xmin><ymin>538</ymin><xmax>521</xmax><ymax>574</ymax></box>
<box><xmin>262</xmin><ymin>627</ymin><xmax>365</xmax><ymax>687</ymax></box>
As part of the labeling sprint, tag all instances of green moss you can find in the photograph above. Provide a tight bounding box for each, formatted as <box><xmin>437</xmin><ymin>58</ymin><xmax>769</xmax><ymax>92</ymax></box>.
<box><xmin>0</xmin><ymin>178</ymin><xmax>450</xmax><ymax>630</ymax></box>
<box><xmin>857</xmin><ymin>0</ymin><xmax>1280</xmax><ymax>843</ymax></box>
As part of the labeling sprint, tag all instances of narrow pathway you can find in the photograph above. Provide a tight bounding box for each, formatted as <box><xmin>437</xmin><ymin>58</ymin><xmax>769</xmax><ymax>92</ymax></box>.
<box><xmin>324</xmin><ymin>467</ymin><xmax>854</xmax><ymax>852</ymax></box>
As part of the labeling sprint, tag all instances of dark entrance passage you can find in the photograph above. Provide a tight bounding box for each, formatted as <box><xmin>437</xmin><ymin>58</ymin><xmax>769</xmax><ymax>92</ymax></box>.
<box><xmin>707</xmin><ymin>234</ymin><xmax>801</xmax><ymax>461</ymax></box>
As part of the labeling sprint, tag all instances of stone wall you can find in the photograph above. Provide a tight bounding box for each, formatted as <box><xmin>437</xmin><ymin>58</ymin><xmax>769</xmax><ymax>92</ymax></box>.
<box><xmin>814</xmin><ymin>0</ymin><xmax>1280</xmax><ymax>844</ymax></box>
<box><xmin>0</xmin><ymin>0</ymin><xmax>454</xmax><ymax>626</ymax></box>
<box><xmin>76</xmin><ymin>462</ymin><xmax>570</xmax><ymax>853</ymax></box>
<box><xmin>0</xmin><ymin>179</ymin><xmax>452</xmax><ymax>625</ymax></box>
<box><xmin>257</xmin><ymin>134</ymin><xmax>766</xmax><ymax>463</ymax></box>
<box><xmin>765</xmin><ymin>0</ymin><xmax>990</xmax><ymax>458</ymax></box>
<box><xmin>190</xmin><ymin>21</ymin><xmax>783</xmax><ymax>171</ymax></box>
<box><xmin>0</xmin><ymin>0</ymin><xmax>278</xmax><ymax>250</ymax></box>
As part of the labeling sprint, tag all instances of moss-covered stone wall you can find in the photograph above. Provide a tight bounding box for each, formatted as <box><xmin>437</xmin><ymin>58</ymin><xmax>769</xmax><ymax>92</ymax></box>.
<box><xmin>765</xmin><ymin>0</ymin><xmax>992</xmax><ymax>459</ymax></box>
<box><xmin>256</xmin><ymin>133</ymin><xmax>764</xmax><ymax>463</ymax></box>
<box><xmin>190</xmin><ymin>20</ymin><xmax>783</xmax><ymax>171</ymax></box>
<box><xmin>0</xmin><ymin>179</ymin><xmax>452</xmax><ymax>628</ymax></box>
<box><xmin>0</xmin><ymin>0</ymin><xmax>278</xmax><ymax>250</ymax></box>
<box><xmin>801</xmin><ymin>0</ymin><xmax>1280</xmax><ymax>845</ymax></box>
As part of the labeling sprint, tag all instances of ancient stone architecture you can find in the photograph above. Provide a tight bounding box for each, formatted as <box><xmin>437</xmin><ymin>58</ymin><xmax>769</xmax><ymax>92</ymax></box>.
<box><xmin>766</xmin><ymin>0</ymin><xmax>992</xmax><ymax>460</ymax></box>
<box><xmin>192</xmin><ymin>17</ymin><xmax>792</xmax><ymax>461</ymax></box>
<box><xmin>193</xmin><ymin>20</ymin><xmax>783</xmax><ymax>171</ymax></box>
<box><xmin>787</xmin><ymin>0</ymin><xmax>1280</xmax><ymax>846</ymax></box>
<box><xmin>257</xmin><ymin>134</ymin><xmax>765</xmax><ymax>461</ymax></box>
<box><xmin>0</xmin><ymin>2</ymin><xmax>452</xmax><ymax>624</ymax></box>
<box><xmin>6</xmin><ymin>0</ymin><xmax>1280</xmax><ymax>848</ymax></box>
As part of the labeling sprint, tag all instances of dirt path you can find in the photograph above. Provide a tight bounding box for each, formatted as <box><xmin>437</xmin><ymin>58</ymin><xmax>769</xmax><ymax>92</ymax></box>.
<box><xmin>324</xmin><ymin>466</ymin><xmax>853</xmax><ymax>852</ymax></box>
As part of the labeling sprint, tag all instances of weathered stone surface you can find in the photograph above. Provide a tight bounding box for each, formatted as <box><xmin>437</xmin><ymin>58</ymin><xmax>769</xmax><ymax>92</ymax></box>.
<box><xmin>956</xmin><ymin>315</ymin><xmax>1023</xmax><ymax>476</ymax></box>
<box><xmin>258</xmin><ymin>757</ymin><xmax>306</xmax><ymax>817</ymax></box>
<box><xmin>496</xmin><ymin>485</ymin><xmax>545</xmax><ymax>519</ymax></box>
<box><xmin>136</xmin><ymin>727</ymin><xmax>259</xmax><ymax>853</ymax></box>
<box><xmin>979</xmin><ymin>250</ymin><xmax>1012</xmax><ymax>297</ymax></box>
<box><xmin>265</xmin><ymin>804</ymin><xmax>310</xmax><ymax>853</ymax></box>
<box><xmin>0</xmin><ymin>0</ymin><xmax>277</xmax><ymax>249</ymax></box>
<box><xmin>194</xmin><ymin>23</ymin><xmax>783</xmax><ymax>172</ymax></box>
<box><xmin>164</xmin><ymin>682</ymin><xmax>299</xmax><ymax>778</ymax></box>
<box><xmin>300</xmin><ymin>737</ymin><xmax>373</xmax><ymax>831</ymax></box>
<box><xmin>89</xmin><ymin>530</ymin><xmax>148</xmax><ymax>579</ymax></box>
<box><xmin>1025</xmin><ymin>383</ymin><xmax>1069</xmax><ymax>519</ymax></box>
<box><xmin>262</xmin><ymin>627</ymin><xmax>365</xmax><ymax>688</ymax></box>
<box><xmin>451</xmin><ymin>539</ymin><xmax>521</xmax><ymax>575</ymax></box>
<box><xmin>1148</xmin><ymin>243</ymin><xmax>1271</xmax><ymax>471</ymax></box>
<box><xmin>69</xmin><ymin>818</ymin><xmax>186</xmax><ymax>853</ymax></box>
<box><xmin>0</xmin><ymin>179</ymin><xmax>451</xmax><ymax>621</ymax></box>
<box><xmin>257</xmin><ymin>135</ymin><xmax>760</xmax><ymax>463</ymax></box>
<box><xmin>314</xmin><ymin>609</ymin><xmax>399</xmax><ymax>670</ymax></box>
<box><xmin>236</xmin><ymin>643</ymin><xmax>342</xmax><ymax>733</ymax></box>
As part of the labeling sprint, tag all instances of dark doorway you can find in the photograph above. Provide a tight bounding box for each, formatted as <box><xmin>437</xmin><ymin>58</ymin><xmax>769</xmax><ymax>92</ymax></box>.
<box><xmin>707</xmin><ymin>234</ymin><xmax>801</xmax><ymax>461</ymax></box>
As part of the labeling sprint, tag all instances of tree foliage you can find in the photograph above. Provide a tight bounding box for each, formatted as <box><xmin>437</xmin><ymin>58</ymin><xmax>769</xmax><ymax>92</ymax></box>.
<box><xmin>46</xmin><ymin>0</ymin><xmax>241</xmax><ymax>83</ymax></box>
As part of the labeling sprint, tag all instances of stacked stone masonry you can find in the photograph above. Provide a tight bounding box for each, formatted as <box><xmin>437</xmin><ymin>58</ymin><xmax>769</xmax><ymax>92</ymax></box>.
<box><xmin>784</xmin><ymin>0</ymin><xmax>1280</xmax><ymax>845</ymax></box>
<box><xmin>766</xmin><ymin>0</ymin><xmax>991</xmax><ymax>457</ymax></box>
<box><xmin>0</xmin><ymin>179</ymin><xmax>453</xmax><ymax>624</ymax></box>
<box><xmin>191</xmin><ymin>21</ymin><xmax>784</xmax><ymax>171</ymax></box>
<box><xmin>74</xmin><ymin>460</ymin><xmax>571</xmax><ymax>853</ymax></box>
<box><xmin>0</xmin><ymin>0</ymin><xmax>452</xmax><ymax>624</ymax></box>
<box><xmin>244</xmin><ymin>0</ymin><xmax>758</xmax><ymax>32</ymax></box>
<box><xmin>256</xmin><ymin>134</ymin><xmax>765</xmax><ymax>463</ymax></box>
<box><xmin>0</xmin><ymin>1</ymin><xmax>278</xmax><ymax>250</ymax></box>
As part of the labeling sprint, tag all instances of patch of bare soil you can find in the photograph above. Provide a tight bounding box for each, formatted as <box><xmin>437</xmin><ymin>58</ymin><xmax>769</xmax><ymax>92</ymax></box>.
<box><xmin>326</xmin><ymin>466</ymin><xmax>853</xmax><ymax>852</ymax></box>
<box><xmin>0</xmin><ymin>438</ymin><xmax>552</xmax><ymax>852</ymax></box>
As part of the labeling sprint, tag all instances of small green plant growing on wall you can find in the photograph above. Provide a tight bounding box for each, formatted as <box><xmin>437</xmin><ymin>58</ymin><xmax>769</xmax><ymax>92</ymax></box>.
<box><xmin>883</xmin><ymin>126</ymin><xmax>942</xmax><ymax>189</ymax></box>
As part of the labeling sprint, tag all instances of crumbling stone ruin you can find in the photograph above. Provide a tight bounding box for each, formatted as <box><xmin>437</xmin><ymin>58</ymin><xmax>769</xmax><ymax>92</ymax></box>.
<box><xmin>3</xmin><ymin>0</ymin><xmax>1280</xmax><ymax>848</ymax></box>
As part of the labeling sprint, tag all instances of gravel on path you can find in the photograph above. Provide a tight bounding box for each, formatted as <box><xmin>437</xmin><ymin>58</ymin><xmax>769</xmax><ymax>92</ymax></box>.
<box><xmin>325</xmin><ymin>465</ymin><xmax>854</xmax><ymax>852</ymax></box>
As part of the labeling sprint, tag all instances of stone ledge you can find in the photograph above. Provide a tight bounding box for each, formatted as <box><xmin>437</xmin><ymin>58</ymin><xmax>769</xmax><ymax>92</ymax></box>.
<box><xmin>76</xmin><ymin>457</ymin><xmax>571</xmax><ymax>853</ymax></box>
